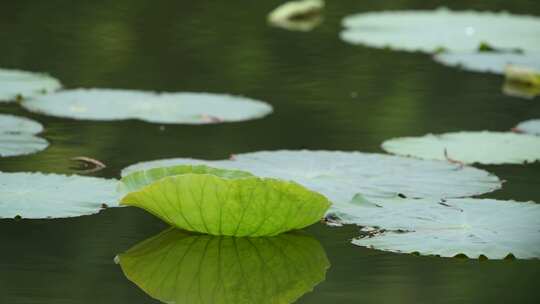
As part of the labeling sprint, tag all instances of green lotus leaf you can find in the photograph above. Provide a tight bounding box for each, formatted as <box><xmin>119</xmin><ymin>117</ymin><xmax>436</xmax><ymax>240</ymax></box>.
<box><xmin>117</xmin><ymin>228</ymin><xmax>329</xmax><ymax>304</ymax></box>
<box><xmin>119</xmin><ymin>164</ymin><xmax>254</xmax><ymax>194</ymax></box>
<box><xmin>119</xmin><ymin>165</ymin><xmax>331</xmax><ymax>236</ymax></box>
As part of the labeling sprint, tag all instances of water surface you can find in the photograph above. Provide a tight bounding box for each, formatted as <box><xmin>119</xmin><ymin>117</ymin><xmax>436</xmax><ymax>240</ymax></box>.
<box><xmin>1</xmin><ymin>1</ymin><xmax>539</xmax><ymax>303</ymax></box>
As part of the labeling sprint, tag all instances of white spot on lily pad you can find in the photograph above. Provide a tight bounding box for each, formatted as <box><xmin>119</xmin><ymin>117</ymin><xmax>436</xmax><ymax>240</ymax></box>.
<box><xmin>0</xmin><ymin>114</ymin><xmax>48</xmax><ymax>157</ymax></box>
<box><xmin>434</xmin><ymin>52</ymin><xmax>540</xmax><ymax>75</ymax></box>
<box><xmin>0</xmin><ymin>172</ymin><xmax>120</xmax><ymax>219</ymax></box>
<box><xmin>121</xmin><ymin>150</ymin><xmax>501</xmax><ymax>208</ymax></box>
<box><xmin>337</xmin><ymin>197</ymin><xmax>540</xmax><ymax>259</ymax></box>
<box><xmin>21</xmin><ymin>89</ymin><xmax>273</xmax><ymax>124</ymax></box>
<box><xmin>382</xmin><ymin>131</ymin><xmax>540</xmax><ymax>165</ymax></box>
<box><xmin>516</xmin><ymin>119</ymin><xmax>540</xmax><ymax>136</ymax></box>
<box><xmin>341</xmin><ymin>9</ymin><xmax>540</xmax><ymax>53</ymax></box>
<box><xmin>0</xmin><ymin>69</ymin><xmax>61</xmax><ymax>102</ymax></box>
<box><xmin>268</xmin><ymin>0</ymin><xmax>325</xmax><ymax>32</ymax></box>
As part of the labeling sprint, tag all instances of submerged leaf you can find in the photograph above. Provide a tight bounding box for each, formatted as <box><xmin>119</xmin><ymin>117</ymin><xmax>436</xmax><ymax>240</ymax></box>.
<box><xmin>120</xmin><ymin>165</ymin><xmax>331</xmax><ymax>236</ymax></box>
<box><xmin>338</xmin><ymin>197</ymin><xmax>540</xmax><ymax>259</ymax></box>
<box><xmin>0</xmin><ymin>68</ymin><xmax>61</xmax><ymax>102</ymax></box>
<box><xmin>382</xmin><ymin>131</ymin><xmax>540</xmax><ymax>165</ymax></box>
<box><xmin>0</xmin><ymin>172</ymin><xmax>120</xmax><ymax>219</ymax></box>
<box><xmin>117</xmin><ymin>228</ymin><xmax>329</xmax><ymax>304</ymax></box>
<box><xmin>515</xmin><ymin>119</ymin><xmax>540</xmax><ymax>136</ymax></box>
<box><xmin>22</xmin><ymin>89</ymin><xmax>273</xmax><ymax>124</ymax></box>
<box><xmin>0</xmin><ymin>114</ymin><xmax>48</xmax><ymax>157</ymax></box>
<box><xmin>122</xmin><ymin>151</ymin><xmax>501</xmax><ymax>207</ymax></box>
<box><xmin>341</xmin><ymin>9</ymin><xmax>540</xmax><ymax>53</ymax></box>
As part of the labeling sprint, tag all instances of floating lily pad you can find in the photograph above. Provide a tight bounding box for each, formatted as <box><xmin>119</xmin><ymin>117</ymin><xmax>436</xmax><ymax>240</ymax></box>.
<box><xmin>119</xmin><ymin>165</ymin><xmax>331</xmax><ymax>236</ymax></box>
<box><xmin>337</xmin><ymin>197</ymin><xmax>540</xmax><ymax>259</ymax></box>
<box><xmin>0</xmin><ymin>114</ymin><xmax>43</xmax><ymax>134</ymax></box>
<box><xmin>0</xmin><ymin>172</ymin><xmax>120</xmax><ymax>219</ymax></box>
<box><xmin>434</xmin><ymin>52</ymin><xmax>540</xmax><ymax>74</ymax></box>
<box><xmin>268</xmin><ymin>0</ymin><xmax>324</xmax><ymax>32</ymax></box>
<box><xmin>515</xmin><ymin>119</ymin><xmax>540</xmax><ymax>135</ymax></box>
<box><xmin>0</xmin><ymin>133</ymin><xmax>49</xmax><ymax>157</ymax></box>
<box><xmin>22</xmin><ymin>89</ymin><xmax>273</xmax><ymax>124</ymax></box>
<box><xmin>382</xmin><ymin>131</ymin><xmax>540</xmax><ymax>165</ymax></box>
<box><xmin>0</xmin><ymin>114</ymin><xmax>48</xmax><ymax>157</ymax></box>
<box><xmin>341</xmin><ymin>9</ymin><xmax>540</xmax><ymax>53</ymax></box>
<box><xmin>0</xmin><ymin>68</ymin><xmax>61</xmax><ymax>102</ymax></box>
<box><xmin>122</xmin><ymin>151</ymin><xmax>501</xmax><ymax>208</ymax></box>
<box><xmin>117</xmin><ymin>228</ymin><xmax>329</xmax><ymax>304</ymax></box>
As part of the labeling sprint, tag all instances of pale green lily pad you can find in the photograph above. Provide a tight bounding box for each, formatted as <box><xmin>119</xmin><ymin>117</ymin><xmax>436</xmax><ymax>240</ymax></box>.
<box><xmin>516</xmin><ymin>119</ymin><xmax>540</xmax><ymax>135</ymax></box>
<box><xmin>0</xmin><ymin>114</ymin><xmax>48</xmax><ymax>157</ymax></box>
<box><xmin>0</xmin><ymin>133</ymin><xmax>48</xmax><ymax>157</ymax></box>
<box><xmin>382</xmin><ymin>131</ymin><xmax>540</xmax><ymax>165</ymax></box>
<box><xmin>0</xmin><ymin>172</ymin><xmax>120</xmax><ymax>219</ymax></box>
<box><xmin>0</xmin><ymin>68</ymin><xmax>61</xmax><ymax>102</ymax></box>
<box><xmin>341</xmin><ymin>9</ymin><xmax>540</xmax><ymax>53</ymax></box>
<box><xmin>434</xmin><ymin>52</ymin><xmax>540</xmax><ymax>74</ymax></box>
<box><xmin>121</xmin><ymin>151</ymin><xmax>502</xmax><ymax>209</ymax></box>
<box><xmin>0</xmin><ymin>114</ymin><xmax>43</xmax><ymax>134</ymax></box>
<box><xmin>335</xmin><ymin>196</ymin><xmax>540</xmax><ymax>259</ymax></box>
<box><xmin>22</xmin><ymin>89</ymin><xmax>273</xmax><ymax>124</ymax></box>
<box><xmin>117</xmin><ymin>228</ymin><xmax>329</xmax><ymax>304</ymax></box>
<box><xmin>268</xmin><ymin>0</ymin><xmax>324</xmax><ymax>32</ymax></box>
<box><xmin>119</xmin><ymin>165</ymin><xmax>331</xmax><ymax>236</ymax></box>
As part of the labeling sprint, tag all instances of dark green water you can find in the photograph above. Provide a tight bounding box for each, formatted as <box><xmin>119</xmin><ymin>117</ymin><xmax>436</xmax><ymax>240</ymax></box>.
<box><xmin>1</xmin><ymin>0</ymin><xmax>540</xmax><ymax>303</ymax></box>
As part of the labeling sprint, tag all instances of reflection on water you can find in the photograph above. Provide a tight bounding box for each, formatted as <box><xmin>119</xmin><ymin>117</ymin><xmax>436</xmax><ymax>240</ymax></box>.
<box><xmin>116</xmin><ymin>228</ymin><xmax>330</xmax><ymax>304</ymax></box>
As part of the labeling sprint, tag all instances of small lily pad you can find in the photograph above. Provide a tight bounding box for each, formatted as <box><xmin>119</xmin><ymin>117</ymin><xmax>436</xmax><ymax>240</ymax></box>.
<box><xmin>434</xmin><ymin>52</ymin><xmax>540</xmax><ymax>75</ymax></box>
<box><xmin>515</xmin><ymin>119</ymin><xmax>540</xmax><ymax>135</ymax></box>
<box><xmin>122</xmin><ymin>151</ymin><xmax>501</xmax><ymax>207</ymax></box>
<box><xmin>341</xmin><ymin>9</ymin><xmax>540</xmax><ymax>53</ymax></box>
<box><xmin>382</xmin><ymin>131</ymin><xmax>540</xmax><ymax>165</ymax></box>
<box><xmin>119</xmin><ymin>165</ymin><xmax>331</xmax><ymax>236</ymax></box>
<box><xmin>338</xmin><ymin>197</ymin><xmax>540</xmax><ymax>259</ymax></box>
<box><xmin>0</xmin><ymin>68</ymin><xmax>61</xmax><ymax>102</ymax></box>
<box><xmin>22</xmin><ymin>89</ymin><xmax>273</xmax><ymax>124</ymax></box>
<box><xmin>117</xmin><ymin>228</ymin><xmax>329</xmax><ymax>304</ymax></box>
<box><xmin>0</xmin><ymin>172</ymin><xmax>120</xmax><ymax>219</ymax></box>
<box><xmin>0</xmin><ymin>114</ymin><xmax>48</xmax><ymax>157</ymax></box>
<box><xmin>268</xmin><ymin>0</ymin><xmax>325</xmax><ymax>32</ymax></box>
<box><xmin>0</xmin><ymin>114</ymin><xmax>43</xmax><ymax>134</ymax></box>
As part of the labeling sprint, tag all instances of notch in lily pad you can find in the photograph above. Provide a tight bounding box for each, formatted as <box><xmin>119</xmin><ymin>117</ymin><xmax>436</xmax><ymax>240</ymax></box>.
<box><xmin>119</xmin><ymin>165</ymin><xmax>332</xmax><ymax>237</ymax></box>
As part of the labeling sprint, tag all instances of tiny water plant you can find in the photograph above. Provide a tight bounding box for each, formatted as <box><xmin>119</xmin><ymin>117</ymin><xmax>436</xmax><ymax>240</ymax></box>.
<box><xmin>118</xmin><ymin>165</ymin><xmax>332</xmax><ymax>237</ymax></box>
